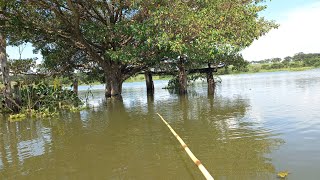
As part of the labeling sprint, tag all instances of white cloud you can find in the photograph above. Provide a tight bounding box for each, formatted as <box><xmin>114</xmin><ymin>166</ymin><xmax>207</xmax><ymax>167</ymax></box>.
<box><xmin>242</xmin><ymin>2</ymin><xmax>320</xmax><ymax>61</ymax></box>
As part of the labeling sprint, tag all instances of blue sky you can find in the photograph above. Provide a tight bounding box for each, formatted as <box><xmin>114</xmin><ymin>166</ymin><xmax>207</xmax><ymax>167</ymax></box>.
<box><xmin>7</xmin><ymin>0</ymin><xmax>320</xmax><ymax>61</ymax></box>
<box><xmin>260</xmin><ymin>0</ymin><xmax>320</xmax><ymax>20</ymax></box>
<box><xmin>7</xmin><ymin>43</ymin><xmax>42</xmax><ymax>62</ymax></box>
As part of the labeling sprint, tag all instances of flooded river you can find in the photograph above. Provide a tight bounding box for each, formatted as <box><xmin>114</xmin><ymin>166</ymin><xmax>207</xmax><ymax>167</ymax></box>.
<box><xmin>1</xmin><ymin>69</ymin><xmax>320</xmax><ymax>179</ymax></box>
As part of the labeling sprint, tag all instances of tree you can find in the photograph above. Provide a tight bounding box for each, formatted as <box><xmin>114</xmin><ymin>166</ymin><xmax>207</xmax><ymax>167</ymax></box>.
<box><xmin>220</xmin><ymin>53</ymin><xmax>249</xmax><ymax>73</ymax></box>
<box><xmin>148</xmin><ymin>0</ymin><xmax>277</xmax><ymax>92</ymax></box>
<box><xmin>292</xmin><ymin>52</ymin><xmax>306</xmax><ymax>61</ymax></box>
<box><xmin>271</xmin><ymin>58</ymin><xmax>281</xmax><ymax>63</ymax></box>
<box><xmin>0</xmin><ymin>3</ymin><xmax>13</xmax><ymax>109</ymax></box>
<box><xmin>36</xmin><ymin>40</ymin><xmax>100</xmax><ymax>95</ymax></box>
<box><xmin>17</xmin><ymin>43</ymin><xmax>27</xmax><ymax>60</ymax></box>
<box><xmin>282</xmin><ymin>56</ymin><xmax>292</xmax><ymax>67</ymax></box>
<box><xmin>9</xmin><ymin>58</ymin><xmax>36</xmax><ymax>76</ymax></box>
<box><xmin>5</xmin><ymin>1</ymin><xmax>164</xmax><ymax>98</ymax></box>
<box><xmin>4</xmin><ymin>0</ymin><xmax>277</xmax><ymax>97</ymax></box>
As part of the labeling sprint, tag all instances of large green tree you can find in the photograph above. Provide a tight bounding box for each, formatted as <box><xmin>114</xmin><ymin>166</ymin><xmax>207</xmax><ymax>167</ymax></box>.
<box><xmin>148</xmin><ymin>0</ymin><xmax>277</xmax><ymax>92</ymax></box>
<box><xmin>5</xmin><ymin>0</ymin><xmax>162</xmax><ymax>97</ymax></box>
<box><xmin>3</xmin><ymin>0</ymin><xmax>277</xmax><ymax>97</ymax></box>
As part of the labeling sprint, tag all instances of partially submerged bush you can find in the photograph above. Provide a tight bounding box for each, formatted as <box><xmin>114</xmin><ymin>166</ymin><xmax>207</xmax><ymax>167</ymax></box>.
<box><xmin>164</xmin><ymin>74</ymin><xmax>221</xmax><ymax>90</ymax></box>
<box><xmin>20</xmin><ymin>82</ymin><xmax>82</xmax><ymax>111</ymax></box>
<box><xmin>1</xmin><ymin>82</ymin><xmax>83</xmax><ymax>119</ymax></box>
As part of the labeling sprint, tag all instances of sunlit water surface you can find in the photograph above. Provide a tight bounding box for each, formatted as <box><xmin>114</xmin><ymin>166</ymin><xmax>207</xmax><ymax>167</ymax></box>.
<box><xmin>1</xmin><ymin>69</ymin><xmax>320</xmax><ymax>180</ymax></box>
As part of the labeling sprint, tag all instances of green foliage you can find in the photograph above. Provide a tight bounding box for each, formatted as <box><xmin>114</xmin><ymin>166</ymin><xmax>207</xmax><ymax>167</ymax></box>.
<box><xmin>164</xmin><ymin>73</ymin><xmax>221</xmax><ymax>90</ymax></box>
<box><xmin>26</xmin><ymin>108</ymin><xmax>59</xmax><ymax>119</ymax></box>
<box><xmin>248</xmin><ymin>53</ymin><xmax>320</xmax><ymax>74</ymax></box>
<box><xmin>250</xmin><ymin>65</ymin><xmax>261</xmax><ymax>73</ymax></box>
<box><xmin>314</xmin><ymin>61</ymin><xmax>320</xmax><ymax>67</ymax></box>
<box><xmin>251</xmin><ymin>53</ymin><xmax>320</xmax><ymax>68</ymax></box>
<box><xmin>149</xmin><ymin>0</ymin><xmax>278</xmax><ymax>63</ymax></box>
<box><xmin>19</xmin><ymin>83</ymin><xmax>82</xmax><ymax>112</ymax></box>
<box><xmin>61</xmin><ymin>104</ymin><xmax>89</xmax><ymax>112</ymax></box>
<box><xmin>8</xmin><ymin>58</ymin><xmax>36</xmax><ymax>75</ymax></box>
<box><xmin>126</xmin><ymin>74</ymin><xmax>146</xmax><ymax>82</ymax></box>
<box><xmin>8</xmin><ymin>113</ymin><xmax>26</xmax><ymax>121</ymax></box>
<box><xmin>164</xmin><ymin>76</ymin><xmax>180</xmax><ymax>90</ymax></box>
<box><xmin>261</xmin><ymin>64</ymin><xmax>271</xmax><ymax>70</ymax></box>
<box><xmin>2</xmin><ymin>0</ymin><xmax>277</xmax><ymax>85</ymax></box>
<box><xmin>270</xmin><ymin>63</ymin><xmax>284</xmax><ymax>69</ymax></box>
<box><xmin>2</xmin><ymin>82</ymin><xmax>84</xmax><ymax>120</ymax></box>
<box><xmin>226</xmin><ymin>52</ymin><xmax>320</xmax><ymax>74</ymax></box>
<box><xmin>288</xmin><ymin>62</ymin><xmax>301</xmax><ymax>68</ymax></box>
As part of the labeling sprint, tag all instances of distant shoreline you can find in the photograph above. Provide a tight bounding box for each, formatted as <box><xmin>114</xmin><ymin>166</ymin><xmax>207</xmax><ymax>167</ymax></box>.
<box><xmin>77</xmin><ymin>67</ymin><xmax>319</xmax><ymax>88</ymax></box>
<box><xmin>226</xmin><ymin>66</ymin><xmax>315</xmax><ymax>75</ymax></box>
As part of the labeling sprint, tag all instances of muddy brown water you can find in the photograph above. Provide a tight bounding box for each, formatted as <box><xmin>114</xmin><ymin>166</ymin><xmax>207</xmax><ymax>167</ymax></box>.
<box><xmin>1</xmin><ymin>69</ymin><xmax>320</xmax><ymax>180</ymax></box>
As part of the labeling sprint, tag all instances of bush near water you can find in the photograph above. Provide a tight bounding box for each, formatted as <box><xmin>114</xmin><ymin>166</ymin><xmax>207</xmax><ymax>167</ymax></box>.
<box><xmin>1</xmin><ymin>81</ymin><xmax>84</xmax><ymax>120</ymax></box>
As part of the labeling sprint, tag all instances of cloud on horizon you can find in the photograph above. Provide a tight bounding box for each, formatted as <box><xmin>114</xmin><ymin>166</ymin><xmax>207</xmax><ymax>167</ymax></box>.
<box><xmin>242</xmin><ymin>2</ymin><xmax>320</xmax><ymax>61</ymax></box>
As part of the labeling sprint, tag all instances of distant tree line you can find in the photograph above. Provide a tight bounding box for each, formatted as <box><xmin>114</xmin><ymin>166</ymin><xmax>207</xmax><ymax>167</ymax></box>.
<box><xmin>250</xmin><ymin>52</ymin><xmax>320</xmax><ymax>70</ymax></box>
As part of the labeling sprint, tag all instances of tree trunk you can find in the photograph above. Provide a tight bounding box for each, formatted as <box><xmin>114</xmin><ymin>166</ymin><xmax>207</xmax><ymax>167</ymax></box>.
<box><xmin>144</xmin><ymin>71</ymin><xmax>154</xmax><ymax>95</ymax></box>
<box><xmin>0</xmin><ymin>33</ymin><xmax>12</xmax><ymax>109</ymax></box>
<box><xmin>207</xmin><ymin>69</ymin><xmax>215</xmax><ymax>96</ymax></box>
<box><xmin>13</xmin><ymin>83</ymin><xmax>21</xmax><ymax>109</ymax></box>
<box><xmin>178</xmin><ymin>63</ymin><xmax>187</xmax><ymax>94</ymax></box>
<box><xmin>104</xmin><ymin>64</ymin><xmax>123</xmax><ymax>98</ymax></box>
<box><xmin>73</xmin><ymin>76</ymin><xmax>78</xmax><ymax>95</ymax></box>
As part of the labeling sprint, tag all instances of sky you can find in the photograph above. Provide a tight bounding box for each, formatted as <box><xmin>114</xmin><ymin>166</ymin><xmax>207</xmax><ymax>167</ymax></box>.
<box><xmin>6</xmin><ymin>0</ymin><xmax>320</xmax><ymax>62</ymax></box>
<box><xmin>241</xmin><ymin>0</ymin><xmax>320</xmax><ymax>61</ymax></box>
<box><xmin>7</xmin><ymin>43</ymin><xmax>42</xmax><ymax>62</ymax></box>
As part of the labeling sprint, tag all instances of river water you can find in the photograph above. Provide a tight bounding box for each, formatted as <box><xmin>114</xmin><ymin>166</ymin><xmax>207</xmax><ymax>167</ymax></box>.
<box><xmin>1</xmin><ymin>69</ymin><xmax>320</xmax><ymax>180</ymax></box>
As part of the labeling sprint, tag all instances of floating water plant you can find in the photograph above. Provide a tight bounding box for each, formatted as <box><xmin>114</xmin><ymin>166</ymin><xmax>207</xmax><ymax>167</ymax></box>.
<box><xmin>9</xmin><ymin>113</ymin><xmax>26</xmax><ymax>122</ymax></box>
<box><xmin>61</xmin><ymin>105</ymin><xmax>89</xmax><ymax>112</ymax></box>
<box><xmin>277</xmin><ymin>171</ymin><xmax>289</xmax><ymax>178</ymax></box>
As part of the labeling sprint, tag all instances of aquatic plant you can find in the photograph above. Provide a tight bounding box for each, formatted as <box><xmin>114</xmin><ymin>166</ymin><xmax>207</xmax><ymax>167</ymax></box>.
<box><xmin>1</xmin><ymin>82</ymin><xmax>84</xmax><ymax>120</ymax></box>
<box><xmin>19</xmin><ymin>82</ymin><xmax>82</xmax><ymax>112</ymax></box>
<box><xmin>8</xmin><ymin>113</ymin><xmax>26</xmax><ymax>122</ymax></box>
<box><xmin>277</xmin><ymin>171</ymin><xmax>289</xmax><ymax>178</ymax></box>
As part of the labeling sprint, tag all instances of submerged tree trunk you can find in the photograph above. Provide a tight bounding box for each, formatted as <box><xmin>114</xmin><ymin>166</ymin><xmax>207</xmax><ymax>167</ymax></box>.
<box><xmin>0</xmin><ymin>33</ymin><xmax>12</xmax><ymax>109</ymax></box>
<box><xmin>104</xmin><ymin>63</ymin><xmax>123</xmax><ymax>98</ymax></box>
<box><xmin>178</xmin><ymin>62</ymin><xmax>187</xmax><ymax>94</ymax></box>
<box><xmin>144</xmin><ymin>71</ymin><xmax>154</xmax><ymax>95</ymax></box>
<box><xmin>177</xmin><ymin>55</ymin><xmax>188</xmax><ymax>94</ymax></box>
<box><xmin>207</xmin><ymin>69</ymin><xmax>215</xmax><ymax>96</ymax></box>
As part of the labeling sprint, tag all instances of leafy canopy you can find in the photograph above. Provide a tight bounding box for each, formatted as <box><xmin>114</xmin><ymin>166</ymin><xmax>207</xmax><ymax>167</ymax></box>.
<box><xmin>2</xmin><ymin>0</ymin><xmax>277</xmax><ymax>79</ymax></box>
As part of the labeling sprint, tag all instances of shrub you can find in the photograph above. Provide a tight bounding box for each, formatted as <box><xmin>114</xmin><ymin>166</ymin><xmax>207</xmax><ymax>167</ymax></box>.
<box><xmin>270</xmin><ymin>63</ymin><xmax>284</xmax><ymax>69</ymax></box>
<box><xmin>19</xmin><ymin>83</ymin><xmax>82</xmax><ymax>112</ymax></box>
<box><xmin>261</xmin><ymin>64</ymin><xmax>271</xmax><ymax>70</ymax></box>
<box><xmin>250</xmin><ymin>65</ymin><xmax>261</xmax><ymax>72</ymax></box>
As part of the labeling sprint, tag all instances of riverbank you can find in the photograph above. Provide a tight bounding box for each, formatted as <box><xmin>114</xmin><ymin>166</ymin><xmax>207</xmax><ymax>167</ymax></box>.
<box><xmin>217</xmin><ymin>64</ymin><xmax>317</xmax><ymax>76</ymax></box>
<box><xmin>240</xmin><ymin>65</ymin><xmax>313</xmax><ymax>74</ymax></box>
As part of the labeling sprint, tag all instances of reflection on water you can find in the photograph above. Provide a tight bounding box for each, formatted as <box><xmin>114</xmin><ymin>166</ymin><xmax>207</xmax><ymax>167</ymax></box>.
<box><xmin>1</xmin><ymin>69</ymin><xmax>320</xmax><ymax>179</ymax></box>
<box><xmin>0</xmin><ymin>117</ymin><xmax>52</xmax><ymax>179</ymax></box>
